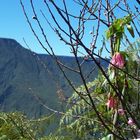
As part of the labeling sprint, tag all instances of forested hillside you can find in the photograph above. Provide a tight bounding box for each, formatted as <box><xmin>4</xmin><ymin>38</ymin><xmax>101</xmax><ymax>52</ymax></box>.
<box><xmin>0</xmin><ymin>38</ymin><xmax>104</xmax><ymax>117</ymax></box>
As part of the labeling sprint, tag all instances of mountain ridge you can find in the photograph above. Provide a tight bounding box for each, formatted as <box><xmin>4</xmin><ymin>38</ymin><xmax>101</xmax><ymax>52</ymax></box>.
<box><xmin>0</xmin><ymin>38</ymin><xmax>106</xmax><ymax>118</ymax></box>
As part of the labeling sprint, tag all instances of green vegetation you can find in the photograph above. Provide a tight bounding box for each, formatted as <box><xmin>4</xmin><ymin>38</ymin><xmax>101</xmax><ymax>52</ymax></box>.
<box><xmin>0</xmin><ymin>0</ymin><xmax>140</xmax><ymax>138</ymax></box>
<box><xmin>0</xmin><ymin>112</ymin><xmax>36</xmax><ymax>139</ymax></box>
<box><xmin>0</xmin><ymin>38</ymin><xmax>139</xmax><ymax>139</ymax></box>
<box><xmin>60</xmin><ymin>40</ymin><xmax>140</xmax><ymax>139</ymax></box>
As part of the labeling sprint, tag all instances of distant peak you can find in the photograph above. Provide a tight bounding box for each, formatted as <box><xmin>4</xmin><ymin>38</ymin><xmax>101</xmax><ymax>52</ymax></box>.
<box><xmin>0</xmin><ymin>37</ymin><xmax>35</xmax><ymax>55</ymax></box>
<box><xmin>0</xmin><ymin>38</ymin><xmax>18</xmax><ymax>43</ymax></box>
<box><xmin>0</xmin><ymin>37</ymin><xmax>23</xmax><ymax>49</ymax></box>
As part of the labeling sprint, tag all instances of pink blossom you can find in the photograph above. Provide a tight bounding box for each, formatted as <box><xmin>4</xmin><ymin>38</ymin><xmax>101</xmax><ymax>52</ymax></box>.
<box><xmin>118</xmin><ymin>109</ymin><xmax>125</xmax><ymax>115</ymax></box>
<box><xmin>106</xmin><ymin>97</ymin><xmax>117</xmax><ymax>109</ymax></box>
<box><xmin>128</xmin><ymin>118</ymin><xmax>134</xmax><ymax>126</ymax></box>
<box><xmin>111</xmin><ymin>52</ymin><xmax>125</xmax><ymax>68</ymax></box>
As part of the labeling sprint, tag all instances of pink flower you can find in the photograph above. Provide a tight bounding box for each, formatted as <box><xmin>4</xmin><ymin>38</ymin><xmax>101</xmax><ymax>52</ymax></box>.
<box><xmin>118</xmin><ymin>109</ymin><xmax>125</xmax><ymax>115</ymax></box>
<box><xmin>128</xmin><ymin>118</ymin><xmax>134</xmax><ymax>126</ymax></box>
<box><xmin>106</xmin><ymin>97</ymin><xmax>117</xmax><ymax>109</ymax></box>
<box><xmin>110</xmin><ymin>52</ymin><xmax>125</xmax><ymax>68</ymax></box>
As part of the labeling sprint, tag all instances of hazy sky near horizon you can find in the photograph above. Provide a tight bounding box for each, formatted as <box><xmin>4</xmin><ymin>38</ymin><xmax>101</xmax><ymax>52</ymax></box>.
<box><xmin>0</xmin><ymin>0</ymin><xmax>139</xmax><ymax>56</ymax></box>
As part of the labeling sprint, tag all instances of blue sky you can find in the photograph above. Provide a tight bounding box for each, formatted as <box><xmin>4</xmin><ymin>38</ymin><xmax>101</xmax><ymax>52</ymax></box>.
<box><xmin>0</xmin><ymin>0</ymin><xmax>76</xmax><ymax>55</ymax></box>
<box><xmin>0</xmin><ymin>0</ymin><xmax>139</xmax><ymax>56</ymax></box>
<box><xmin>0</xmin><ymin>0</ymin><xmax>47</xmax><ymax>54</ymax></box>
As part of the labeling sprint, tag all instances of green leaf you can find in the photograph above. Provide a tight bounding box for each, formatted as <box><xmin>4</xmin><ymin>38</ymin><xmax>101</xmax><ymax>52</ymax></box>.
<box><xmin>102</xmin><ymin>137</ymin><xmax>109</xmax><ymax>140</ymax></box>
<box><xmin>126</xmin><ymin>24</ymin><xmax>135</xmax><ymax>37</ymax></box>
<box><xmin>106</xmin><ymin>30</ymin><xmax>111</xmax><ymax>39</ymax></box>
<box><xmin>124</xmin><ymin>14</ymin><xmax>132</xmax><ymax>24</ymax></box>
<box><xmin>101</xmin><ymin>134</ymin><xmax>113</xmax><ymax>140</ymax></box>
<box><xmin>109</xmin><ymin>70</ymin><xmax>115</xmax><ymax>81</ymax></box>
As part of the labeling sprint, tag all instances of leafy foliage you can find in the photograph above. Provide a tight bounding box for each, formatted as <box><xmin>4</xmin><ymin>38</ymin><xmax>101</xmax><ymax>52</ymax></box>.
<box><xmin>106</xmin><ymin>15</ymin><xmax>134</xmax><ymax>52</ymax></box>
<box><xmin>0</xmin><ymin>112</ymin><xmax>36</xmax><ymax>139</ymax></box>
<box><xmin>60</xmin><ymin>77</ymin><xmax>108</xmax><ymax>139</ymax></box>
<box><xmin>40</xmin><ymin>134</ymin><xmax>72</xmax><ymax>140</ymax></box>
<box><xmin>1</xmin><ymin>1</ymin><xmax>140</xmax><ymax>139</ymax></box>
<box><xmin>59</xmin><ymin>39</ymin><xmax>140</xmax><ymax>139</ymax></box>
<box><xmin>0</xmin><ymin>112</ymin><xmax>55</xmax><ymax>140</ymax></box>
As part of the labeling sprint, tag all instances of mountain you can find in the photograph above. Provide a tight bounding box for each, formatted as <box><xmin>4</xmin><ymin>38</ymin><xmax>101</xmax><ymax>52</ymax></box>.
<box><xmin>0</xmin><ymin>38</ymin><xmax>108</xmax><ymax>118</ymax></box>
